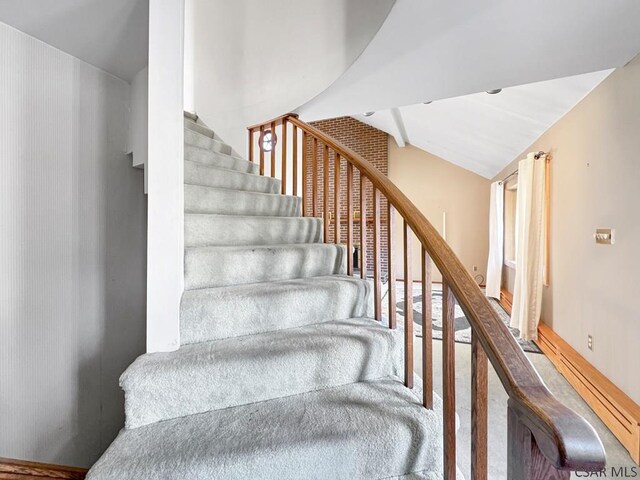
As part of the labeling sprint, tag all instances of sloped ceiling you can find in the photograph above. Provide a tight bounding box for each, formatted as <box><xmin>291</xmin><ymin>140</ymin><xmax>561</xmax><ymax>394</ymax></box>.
<box><xmin>0</xmin><ymin>0</ymin><xmax>148</xmax><ymax>81</ymax></box>
<box><xmin>297</xmin><ymin>0</ymin><xmax>640</xmax><ymax>122</ymax></box>
<box><xmin>355</xmin><ymin>70</ymin><xmax>613</xmax><ymax>178</ymax></box>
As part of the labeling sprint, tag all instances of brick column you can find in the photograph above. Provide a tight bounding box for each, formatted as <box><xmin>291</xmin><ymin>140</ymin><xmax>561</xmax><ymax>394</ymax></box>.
<box><xmin>304</xmin><ymin>117</ymin><xmax>389</xmax><ymax>278</ymax></box>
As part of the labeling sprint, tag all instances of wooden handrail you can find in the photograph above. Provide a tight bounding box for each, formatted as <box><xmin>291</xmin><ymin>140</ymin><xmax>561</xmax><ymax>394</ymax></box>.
<box><xmin>248</xmin><ymin>113</ymin><xmax>606</xmax><ymax>475</ymax></box>
<box><xmin>247</xmin><ymin>113</ymin><xmax>297</xmax><ymax>132</ymax></box>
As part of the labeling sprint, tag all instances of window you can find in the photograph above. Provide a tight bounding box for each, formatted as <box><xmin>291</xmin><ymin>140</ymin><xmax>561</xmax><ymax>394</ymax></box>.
<box><xmin>503</xmin><ymin>178</ymin><xmax>517</xmax><ymax>269</ymax></box>
<box><xmin>502</xmin><ymin>160</ymin><xmax>550</xmax><ymax>286</ymax></box>
<box><xmin>260</xmin><ymin>130</ymin><xmax>277</xmax><ymax>152</ymax></box>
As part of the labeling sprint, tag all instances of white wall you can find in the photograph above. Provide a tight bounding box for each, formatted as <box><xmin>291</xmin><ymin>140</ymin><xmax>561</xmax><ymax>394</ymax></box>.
<box><xmin>0</xmin><ymin>21</ymin><xmax>146</xmax><ymax>467</ymax></box>
<box><xmin>184</xmin><ymin>0</ymin><xmax>394</xmax><ymax>153</ymax></box>
<box><xmin>146</xmin><ymin>0</ymin><xmax>184</xmax><ymax>352</ymax></box>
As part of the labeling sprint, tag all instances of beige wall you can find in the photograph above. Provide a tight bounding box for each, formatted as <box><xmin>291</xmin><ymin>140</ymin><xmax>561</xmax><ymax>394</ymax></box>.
<box><xmin>389</xmin><ymin>140</ymin><xmax>491</xmax><ymax>284</ymax></box>
<box><xmin>493</xmin><ymin>55</ymin><xmax>640</xmax><ymax>404</ymax></box>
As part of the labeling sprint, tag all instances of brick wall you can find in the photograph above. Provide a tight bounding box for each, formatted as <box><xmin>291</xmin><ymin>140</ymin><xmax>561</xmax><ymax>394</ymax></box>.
<box><xmin>304</xmin><ymin>117</ymin><xmax>389</xmax><ymax>277</ymax></box>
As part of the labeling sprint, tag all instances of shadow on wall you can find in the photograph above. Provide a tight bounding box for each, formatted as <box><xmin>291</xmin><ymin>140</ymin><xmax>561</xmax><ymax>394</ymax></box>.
<box><xmin>0</xmin><ymin>23</ymin><xmax>146</xmax><ymax>468</ymax></box>
<box><xmin>64</xmin><ymin>68</ymin><xmax>147</xmax><ymax>467</ymax></box>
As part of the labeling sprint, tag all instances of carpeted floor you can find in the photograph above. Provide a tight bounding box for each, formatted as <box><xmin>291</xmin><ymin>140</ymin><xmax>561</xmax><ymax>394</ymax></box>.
<box><xmin>383</xmin><ymin>282</ymin><xmax>541</xmax><ymax>354</ymax></box>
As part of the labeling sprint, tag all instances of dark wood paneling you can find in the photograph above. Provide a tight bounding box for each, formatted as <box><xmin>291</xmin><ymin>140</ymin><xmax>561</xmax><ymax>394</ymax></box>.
<box><xmin>421</xmin><ymin>247</ymin><xmax>433</xmax><ymax>409</ymax></box>
<box><xmin>472</xmin><ymin>331</ymin><xmax>488</xmax><ymax>480</ymax></box>
<box><xmin>442</xmin><ymin>282</ymin><xmax>456</xmax><ymax>480</ymax></box>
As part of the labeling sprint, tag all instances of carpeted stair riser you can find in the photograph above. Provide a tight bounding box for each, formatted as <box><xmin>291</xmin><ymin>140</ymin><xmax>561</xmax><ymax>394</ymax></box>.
<box><xmin>184</xmin><ymin>243</ymin><xmax>347</xmax><ymax>290</ymax></box>
<box><xmin>185</xmin><ymin>144</ymin><xmax>259</xmax><ymax>174</ymax></box>
<box><xmin>185</xmin><ymin>214</ymin><xmax>322</xmax><ymax>247</ymax></box>
<box><xmin>121</xmin><ymin>318</ymin><xmax>403</xmax><ymax>428</ymax></box>
<box><xmin>184</xmin><ymin>111</ymin><xmax>198</xmax><ymax>122</ymax></box>
<box><xmin>184</xmin><ymin>118</ymin><xmax>220</xmax><ymax>139</ymax></box>
<box><xmin>184</xmin><ymin>128</ymin><xmax>232</xmax><ymax>154</ymax></box>
<box><xmin>184</xmin><ymin>184</ymin><xmax>301</xmax><ymax>216</ymax></box>
<box><xmin>180</xmin><ymin>275</ymin><xmax>371</xmax><ymax>344</ymax></box>
<box><xmin>88</xmin><ymin>378</ymin><xmax>444</xmax><ymax>480</ymax></box>
<box><xmin>184</xmin><ymin>160</ymin><xmax>279</xmax><ymax>194</ymax></box>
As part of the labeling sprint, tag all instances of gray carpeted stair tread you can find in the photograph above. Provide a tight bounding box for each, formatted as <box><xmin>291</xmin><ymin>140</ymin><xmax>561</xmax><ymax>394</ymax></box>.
<box><xmin>184</xmin><ymin>118</ymin><xmax>219</xmax><ymax>139</ymax></box>
<box><xmin>184</xmin><ymin>160</ymin><xmax>280</xmax><ymax>193</ymax></box>
<box><xmin>185</xmin><ymin>144</ymin><xmax>259</xmax><ymax>174</ymax></box>
<box><xmin>183</xmin><ymin>111</ymin><xmax>198</xmax><ymax>122</ymax></box>
<box><xmin>184</xmin><ymin>128</ymin><xmax>233</xmax><ymax>154</ymax></box>
<box><xmin>89</xmin><ymin>377</ymin><xmax>445</xmax><ymax>480</ymax></box>
<box><xmin>184</xmin><ymin>184</ymin><xmax>301</xmax><ymax>216</ymax></box>
<box><xmin>185</xmin><ymin>213</ymin><xmax>322</xmax><ymax>247</ymax></box>
<box><xmin>180</xmin><ymin>275</ymin><xmax>370</xmax><ymax>344</ymax></box>
<box><xmin>122</xmin><ymin>317</ymin><xmax>403</xmax><ymax>428</ymax></box>
<box><xmin>184</xmin><ymin>243</ymin><xmax>347</xmax><ymax>290</ymax></box>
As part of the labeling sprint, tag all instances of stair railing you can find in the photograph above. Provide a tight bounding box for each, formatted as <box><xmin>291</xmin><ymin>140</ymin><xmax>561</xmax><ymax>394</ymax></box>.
<box><xmin>247</xmin><ymin>114</ymin><xmax>605</xmax><ymax>479</ymax></box>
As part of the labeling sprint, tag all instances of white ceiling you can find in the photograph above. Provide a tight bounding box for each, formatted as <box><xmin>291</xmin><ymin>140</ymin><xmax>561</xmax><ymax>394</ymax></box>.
<box><xmin>356</xmin><ymin>69</ymin><xmax>613</xmax><ymax>178</ymax></box>
<box><xmin>0</xmin><ymin>0</ymin><xmax>148</xmax><ymax>82</ymax></box>
<box><xmin>297</xmin><ymin>0</ymin><xmax>640</xmax><ymax>121</ymax></box>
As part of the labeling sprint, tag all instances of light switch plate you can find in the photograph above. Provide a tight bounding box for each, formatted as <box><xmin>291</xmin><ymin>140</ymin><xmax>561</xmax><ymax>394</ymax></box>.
<box><xmin>594</xmin><ymin>228</ymin><xmax>614</xmax><ymax>245</ymax></box>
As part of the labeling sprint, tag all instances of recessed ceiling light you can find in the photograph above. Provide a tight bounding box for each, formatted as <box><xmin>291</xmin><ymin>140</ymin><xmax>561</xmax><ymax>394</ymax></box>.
<box><xmin>363</xmin><ymin>111</ymin><xmax>375</xmax><ymax>117</ymax></box>
<box><xmin>486</xmin><ymin>89</ymin><xmax>502</xmax><ymax>95</ymax></box>
<box><xmin>423</xmin><ymin>101</ymin><xmax>432</xmax><ymax>104</ymax></box>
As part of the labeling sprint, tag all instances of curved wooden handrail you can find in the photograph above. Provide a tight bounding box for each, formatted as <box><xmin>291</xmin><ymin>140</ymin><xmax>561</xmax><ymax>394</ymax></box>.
<box><xmin>247</xmin><ymin>113</ymin><xmax>297</xmax><ymax>132</ymax></box>
<box><xmin>273</xmin><ymin>113</ymin><xmax>605</xmax><ymax>472</ymax></box>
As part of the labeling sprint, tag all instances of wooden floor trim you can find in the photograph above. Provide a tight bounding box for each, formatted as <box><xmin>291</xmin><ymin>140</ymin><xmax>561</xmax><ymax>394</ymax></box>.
<box><xmin>0</xmin><ymin>458</ymin><xmax>87</xmax><ymax>479</ymax></box>
<box><xmin>499</xmin><ymin>288</ymin><xmax>513</xmax><ymax>315</ymax></box>
<box><xmin>500</xmin><ymin>287</ymin><xmax>639</xmax><ymax>463</ymax></box>
<box><xmin>535</xmin><ymin>323</ymin><xmax>640</xmax><ymax>464</ymax></box>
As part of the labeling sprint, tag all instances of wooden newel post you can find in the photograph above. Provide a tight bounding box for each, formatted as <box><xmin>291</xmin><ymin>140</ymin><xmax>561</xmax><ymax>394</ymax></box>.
<box><xmin>507</xmin><ymin>406</ymin><xmax>570</xmax><ymax>480</ymax></box>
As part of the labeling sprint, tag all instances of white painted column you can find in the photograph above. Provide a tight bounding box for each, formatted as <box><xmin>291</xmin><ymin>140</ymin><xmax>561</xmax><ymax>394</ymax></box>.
<box><xmin>147</xmin><ymin>0</ymin><xmax>185</xmax><ymax>352</ymax></box>
<box><xmin>183</xmin><ymin>0</ymin><xmax>195</xmax><ymax>114</ymax></box>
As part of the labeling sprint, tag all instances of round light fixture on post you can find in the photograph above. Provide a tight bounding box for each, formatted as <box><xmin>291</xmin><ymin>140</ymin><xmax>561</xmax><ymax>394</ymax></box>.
<box><xmin>260</xmin><ymin>129</ymin><xmax>277</xmax><ymax>152</ymax></box>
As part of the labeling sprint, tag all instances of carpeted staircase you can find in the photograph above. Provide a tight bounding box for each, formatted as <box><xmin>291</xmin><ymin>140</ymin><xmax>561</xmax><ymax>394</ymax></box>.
<box><xmin>87</xmin><ymin>114</ymin><xmax>448</xmax><ymax>479</ymax></box>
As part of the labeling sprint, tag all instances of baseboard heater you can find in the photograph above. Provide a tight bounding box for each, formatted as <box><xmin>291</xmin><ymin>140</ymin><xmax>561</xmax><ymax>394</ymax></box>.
<box><xmin>499</xmin><ymin>288</ymin><xmax>639</xmax><ymax>464</ymax></box>
<box><xmin>536</xmin><ymin>322</ymin><xmax>640</xmax><ymax>464</ymax></box>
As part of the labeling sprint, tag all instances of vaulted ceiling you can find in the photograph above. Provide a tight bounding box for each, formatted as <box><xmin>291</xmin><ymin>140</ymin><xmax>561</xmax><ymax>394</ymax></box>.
<box><xmin>355</xmin><ymin>69</ymin><xmax>613</xmax><ymax>178</ymax></box>
<box><xmin>297</xmin><ymin>0</ymin><xmax>640</xmax><ymax>177</ymax></box>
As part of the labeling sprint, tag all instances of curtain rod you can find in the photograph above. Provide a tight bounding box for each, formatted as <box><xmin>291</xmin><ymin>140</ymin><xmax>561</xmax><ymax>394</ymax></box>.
<box><xmin>499</xmin><ymin>151</ymin><xmax>547</xmax><ymax>184</ymax></box>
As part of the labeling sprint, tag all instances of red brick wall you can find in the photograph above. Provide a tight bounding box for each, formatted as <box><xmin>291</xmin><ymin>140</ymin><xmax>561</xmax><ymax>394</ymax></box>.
<box><xmin>304</xmin><ymin>117</ymin><xmax>389</xmax><ymax>277</ymax></box>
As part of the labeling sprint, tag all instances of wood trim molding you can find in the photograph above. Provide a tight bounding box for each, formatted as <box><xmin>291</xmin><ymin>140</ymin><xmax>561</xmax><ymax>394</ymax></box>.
<box><xmin>0</xmin><ymin>458</ymin><xmax>87</xmax><ymax>479</ymax></box>
<box><xmin>535</xmin><ymin>323</ymin><xmax>640</xmax><ymax>464</ymax></box>
<box><xmin>499</xmin><ymin>288</ymin><xmax>513</xmax><ymax>315</ymax></box>
<box><xmin>500</xmin><ymin>286</ymin><xmax>639</xmax><ymax>463</ymax></box>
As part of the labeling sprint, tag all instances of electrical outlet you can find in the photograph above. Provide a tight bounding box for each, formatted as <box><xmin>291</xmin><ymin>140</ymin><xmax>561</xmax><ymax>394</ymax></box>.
<box><xmin>588</xmin><ymin>335</ymin><xmax>593</xmax><ymax>351</ymax></box>
<box><xmin>473</xmin><ymin>265</ymin><xmax>478</xmax><ymax>272</ymax></box>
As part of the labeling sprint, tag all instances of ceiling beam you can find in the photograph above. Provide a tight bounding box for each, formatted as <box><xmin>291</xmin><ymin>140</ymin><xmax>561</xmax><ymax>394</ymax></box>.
<box><xmin>390</xmin><ymin>107</ymin><xmax>409</xmax><ymax>147</ymax></box>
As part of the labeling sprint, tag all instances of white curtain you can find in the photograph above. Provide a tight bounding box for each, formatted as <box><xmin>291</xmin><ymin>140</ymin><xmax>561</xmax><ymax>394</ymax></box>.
<box><xmin>485</xmin><ymin>182</ymin><xmax>504</xmax><ymax>299</ymax></box>
<box><xmin>511</xmin><ymin>153</ymin><xmax>546</xmax><ymax>340</ymax></box>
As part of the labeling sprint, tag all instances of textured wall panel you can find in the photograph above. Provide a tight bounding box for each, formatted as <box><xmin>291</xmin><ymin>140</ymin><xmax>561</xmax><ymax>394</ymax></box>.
<box><xmin>0</xmin><ymin>22</ymin><xmax>146</xmax><ymax>467</ymax></box>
